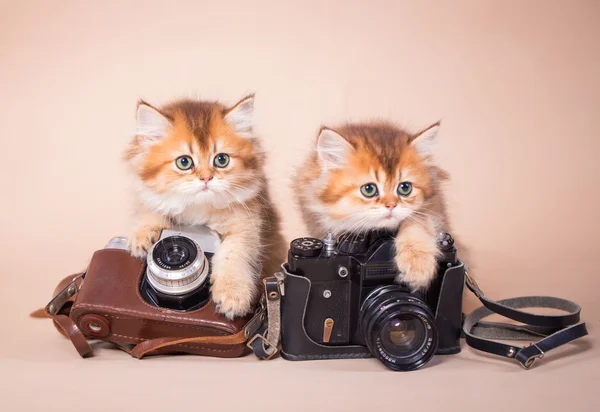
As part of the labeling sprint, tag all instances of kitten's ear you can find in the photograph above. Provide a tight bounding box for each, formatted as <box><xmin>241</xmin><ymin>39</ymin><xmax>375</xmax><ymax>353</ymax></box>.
<box><xmin>136</xmin><ymin>101</ymin><xmax>171</xmax><ymax>140</ymax></box>
<box><xmin>316</xmin><ymin>127</ymin><xmax>353</xmax><ymax>169</ymax></box>
<box><xmin>409</xmin><ymin>121</ymin><xmax>440</xmax><ymax>156</ymax></box>
<box><xmin>224</xmin><ymin>94</ymin><xmax>255</xmax><ymax>138</ymax></box>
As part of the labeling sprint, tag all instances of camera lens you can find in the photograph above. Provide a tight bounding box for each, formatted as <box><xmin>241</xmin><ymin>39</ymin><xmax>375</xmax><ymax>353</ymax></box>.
<box><xmin>381</xmin><ymin>316</ymin><xmax>426</xmax><ymax>357</ymax></box>
<box><xmin>360</xmin><ymin>285</ymin><xmax>438</xmax><ymax>371</ymax></box>
<box><xmin>163</xmin><ymin>244</ymin><xmax>189</xmax><ymax>266</ymax></box>
<box><xmin>146</xmin><ymin>235</ymin><xmax>209</xmax><ymax>296</ymax></box>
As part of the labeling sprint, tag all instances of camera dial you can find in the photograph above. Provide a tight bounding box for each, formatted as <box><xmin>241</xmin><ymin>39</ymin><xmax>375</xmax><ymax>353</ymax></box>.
<box><xmin>146</xmin><ymin>235</ymin><xmax>209</xmax><ymax>295</ymax></box>
<box><xmin>436</xmin><ymin>232</ymin><xmax>454</xmax><ymax>250</ymax></box>
<box><xmin>291</xmin><ymin>238</ymin><xmax>323</xmax><ymax>257</ymax></box>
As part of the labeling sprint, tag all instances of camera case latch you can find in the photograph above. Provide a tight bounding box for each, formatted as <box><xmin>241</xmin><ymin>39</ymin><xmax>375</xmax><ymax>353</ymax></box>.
<box><xmin>247</xmin><ymin>272</ymin><xmax>286</xmax><ymax>360</ymax></box>
<box><xmin>45</xmin><ymin>273</ymin><xmax>85</xmax><ymax>316</ymax></box>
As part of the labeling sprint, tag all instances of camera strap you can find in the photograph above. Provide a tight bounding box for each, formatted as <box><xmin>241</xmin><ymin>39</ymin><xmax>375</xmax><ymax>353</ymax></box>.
<box><xmin>30</xmin><ymin>272</ymin><xmax>95</xmax><ymax>357</ymax></box>
<box><xmin>247</xmin><ymin>272</ymin><xmax>285</xmax><ymax>360</ymax></box>
<box><xmin>463</xmin><ymin>272</ymin><xmax>588</xmax><ymax>369</ymax></box>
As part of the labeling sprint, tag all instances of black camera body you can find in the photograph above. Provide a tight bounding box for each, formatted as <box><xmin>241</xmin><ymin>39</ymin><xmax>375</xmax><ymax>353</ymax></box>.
<box><xmin>280</xmin><ymin>230</ymin><xmax>465</xmax><ymax>371</ymax></box>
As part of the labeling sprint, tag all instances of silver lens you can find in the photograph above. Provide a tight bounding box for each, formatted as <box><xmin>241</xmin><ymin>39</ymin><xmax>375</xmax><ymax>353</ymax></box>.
<box><xmin>145</xmin><ymin>235</ymin><xmax>209</xmax><ymax>295</ymax></box>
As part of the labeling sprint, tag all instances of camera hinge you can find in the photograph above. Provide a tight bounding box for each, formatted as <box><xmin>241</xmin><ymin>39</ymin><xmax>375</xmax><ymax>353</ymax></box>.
<box><xmin>45</xmin><ymin>273</ymin><xmax>85</xmax><ymax>316</ymax></box>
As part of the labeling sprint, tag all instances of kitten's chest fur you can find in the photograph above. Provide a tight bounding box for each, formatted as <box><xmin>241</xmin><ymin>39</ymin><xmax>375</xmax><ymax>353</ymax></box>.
<box><xmin>173</xmin><ymin>203</ymin><xmax>236</xmax><ymax>234</ymax></box>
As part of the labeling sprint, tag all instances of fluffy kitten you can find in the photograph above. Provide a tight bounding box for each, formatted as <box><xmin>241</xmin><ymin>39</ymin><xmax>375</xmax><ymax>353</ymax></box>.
<box><xmin>124</xmin><ymin>95</ymin><xmax>286</xmax><ymax>319</ymax></box>
<box><xmin>292</xmin><ymin>121</ymin><xmax>450</xmax><ymax>291</ymax></box>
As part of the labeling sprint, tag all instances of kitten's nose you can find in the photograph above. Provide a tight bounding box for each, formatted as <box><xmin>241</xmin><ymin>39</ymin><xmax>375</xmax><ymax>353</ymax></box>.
<box><xmin>385</xmin><ymin>202</ymin><xmax>397</xmax><ymax>210</ymax></box>
<box><xmin>200</xmin><ymin>176</ymin><xmax>214</xmax><ymax>183</ymax></box>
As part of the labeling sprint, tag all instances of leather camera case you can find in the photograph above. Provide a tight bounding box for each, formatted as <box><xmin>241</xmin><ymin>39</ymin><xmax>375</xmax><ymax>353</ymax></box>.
<box><xmin>59</xmin><ymin>248</ymin><xmax>253</xmax><ymax>358</ymax></box>
<box><xmin>279</xmin><ymin>261</ymin><xmax>466</xmax><ymax>361</ymax></box>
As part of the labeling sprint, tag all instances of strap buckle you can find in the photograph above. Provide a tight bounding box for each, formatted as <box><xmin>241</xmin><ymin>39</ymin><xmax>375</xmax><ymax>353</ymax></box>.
<box><xmin>246</xmin><ymin>272</ymin><xmax>285</xmax><ymax>360</ymax></box>
<box><xmin>243</xmin><ymin>301</ymin><xmax>266</xmax><ymax>339</ymax></box>
<box><xmin>45</xmin><ymin>273</ymin><xmax>85</xmax><ymax>315</ymax></box>
<box><xmin>246</xmin><ymin>333</ymin><xmax>278</xmax><ymax>360</ymax></box>
<box><xmin>520</xmin><ymin>343</ymin><xmax>545</xmax><ymax>370</ymax></box>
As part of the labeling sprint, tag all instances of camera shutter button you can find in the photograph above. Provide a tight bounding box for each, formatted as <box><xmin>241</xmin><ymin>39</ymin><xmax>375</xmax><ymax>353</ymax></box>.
<box><xmin>80</xmin><ymin>314</ymin><xmax>111</xmax><ymax>338</ymax></box>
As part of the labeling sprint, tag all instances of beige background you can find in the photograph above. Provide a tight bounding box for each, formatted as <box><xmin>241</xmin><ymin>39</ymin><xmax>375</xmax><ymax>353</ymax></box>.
<box><xmin>1</xmin><ymin>1</ymin><xmax>598</xmax><ymax>411</ymax></box>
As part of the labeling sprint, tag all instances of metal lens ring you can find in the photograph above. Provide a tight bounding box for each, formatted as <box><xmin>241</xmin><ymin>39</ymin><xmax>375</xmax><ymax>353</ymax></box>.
<box><xmin>146</xmin><ymin>235</ymin><xmax>209</xmax><ymax>296</ymax></box>
<box><xmin>360</xmin><ymin>285</ymin><xmax>438</xmax><ymax>371</ymax></box>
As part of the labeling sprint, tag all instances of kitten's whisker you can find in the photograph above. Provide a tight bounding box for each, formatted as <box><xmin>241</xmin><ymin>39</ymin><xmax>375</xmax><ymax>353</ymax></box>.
<box><xmin>222</xmin><ymin>188</ymin><xmax>254</xmax><ymax>216</ymax></box>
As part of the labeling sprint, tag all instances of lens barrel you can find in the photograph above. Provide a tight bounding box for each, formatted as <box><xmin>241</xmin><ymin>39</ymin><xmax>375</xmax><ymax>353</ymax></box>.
<box><xmin>359</xmin><ymin>285</ymin><xmax>438</xmax><ymax>371</ymax></box>
<box><xmin>146</xmin><ymin>235</ymin><xmax>209</xmax><ymax>295</ymax></box>
<box><xmin>139</xmin><ymin>235</ymin><xmax>211</xmax><ymax>311</ymax></box>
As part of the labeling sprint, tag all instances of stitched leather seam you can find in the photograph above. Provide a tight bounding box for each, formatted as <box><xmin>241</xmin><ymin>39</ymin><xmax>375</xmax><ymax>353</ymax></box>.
<box><xmin>110</xmin><ymin>334</ymin><xmax>236</xmax><ymax>352</ymax></box>
<box><xmin>175</xmin><ymin>344</ymin><xmax>236</xmax><ymax>353</ymax></box>
<box><xmin>110</xmin><ymin>333</ymin><xmax>144</xmax><ymax>341</ymax></box>
<box><xmin>97</xmin><ymin>314</ymin><xmax>228</xmax><ymax>335</ymax></box>
<box><xmin>72</xmin><ymin>302</ymin><xmax>231</xmax><ymax>328</ymax></box>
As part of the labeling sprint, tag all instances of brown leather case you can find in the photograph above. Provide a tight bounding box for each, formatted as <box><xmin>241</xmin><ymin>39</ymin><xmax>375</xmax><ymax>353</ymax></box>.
<box><xmin>63</xmin><ymin>248</ymin><xmax>253</xmax><ymax>358</ymax></box>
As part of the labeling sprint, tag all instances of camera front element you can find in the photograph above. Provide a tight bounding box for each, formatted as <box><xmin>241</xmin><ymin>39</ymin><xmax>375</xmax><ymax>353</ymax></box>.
<box><xmin>381</xmin><ymin>316</ymin><xmax>427</xmax><ymax>357</ymax></box>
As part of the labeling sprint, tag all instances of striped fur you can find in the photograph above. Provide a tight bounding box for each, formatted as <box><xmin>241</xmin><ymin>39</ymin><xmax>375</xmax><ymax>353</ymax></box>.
<box><xmin>124</xmin><ymin>95</ymin><xmax>285</xmax><ymax>319</ymax></box>
<box><xmin>292</xmin><ymin>120</ymin><xmax>450</xmax><ymax>291</ymax></box>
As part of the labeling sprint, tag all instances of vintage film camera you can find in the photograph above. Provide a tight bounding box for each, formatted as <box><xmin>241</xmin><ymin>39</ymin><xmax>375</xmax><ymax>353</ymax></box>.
<box><xmin>44</xmin><ymin>226</ymin><xmax>258</xmax><ymax>358</ymax></box>
<box><xmin>137</xmin><ymin>227</ymin><xmax>218</xmax><ymax>311</ymax></box>
<box><xmin>279</xmin><ymin>230</ymin><xmax>466</xmax><ymax>371</ymax></box>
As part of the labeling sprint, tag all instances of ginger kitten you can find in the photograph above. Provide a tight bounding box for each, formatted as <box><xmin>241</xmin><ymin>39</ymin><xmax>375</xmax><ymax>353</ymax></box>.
<box><xmin>292</xmin><ymin>121</ymin><xmax>450</xmax><ymax>291</ymax></box>
<box><xmin>124</xmin><ymin>95</ymin><xmax>286</xmax><ymax>319</ymax></box>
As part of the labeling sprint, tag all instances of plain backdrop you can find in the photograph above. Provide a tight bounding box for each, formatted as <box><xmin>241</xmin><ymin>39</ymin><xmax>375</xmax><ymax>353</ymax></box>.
<box><xmin>1</xmin><ymin>1</ymin><xmax>598</xmax><ymax>411</ymax></box>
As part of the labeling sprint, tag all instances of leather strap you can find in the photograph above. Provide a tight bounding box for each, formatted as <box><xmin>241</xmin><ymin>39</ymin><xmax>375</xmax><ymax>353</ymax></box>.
<box><xmin>52</xmin><ymin>314</ymin><xmax>94</xmax><ymax>357</ymax></box>
<box><xmin>463</xmin><ymin>273</ymin><xmax>588</xmax><ymax>369</ymax></box>
<box><xmin>29</xmin><ymin>273</ymin><xmax>92</xmax><ymax>357</ymax></box>
<box><xmin>130</xmin><ymin>330</ymin><xmax>248</xmax><ymax>359</ymax></box>
<box><xmin>248</xmin><ymin>273</ymin><xmax>284</xmax><ymax>359</ymax></box>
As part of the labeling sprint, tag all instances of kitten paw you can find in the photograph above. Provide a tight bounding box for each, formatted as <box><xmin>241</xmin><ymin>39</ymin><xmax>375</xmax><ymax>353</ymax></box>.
<box><xmin>395</xmin><ymin>248</ymin><xmax>438</xmax><ymax>291</ymax></box>
<box><xmin>211</xmin><ymin>277</ymin><xmax>255</xmax><ymax>320</ymax></box>
<box><xmin>128</xmin><ymin>226</ymin><xmax>162</xmax><ymax>258</ymax></box>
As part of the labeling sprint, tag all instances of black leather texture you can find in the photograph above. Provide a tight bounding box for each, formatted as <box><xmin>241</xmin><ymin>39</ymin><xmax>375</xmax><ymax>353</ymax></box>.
<box><xmin>463</xmin><ymin>278</ymin><xmax>589</xmax><ymax>368</ymax></box>
<box><xmin>280</xmin><ymin>271</ymin><xmax>372</xmax><ymax>360</ymax></box>
<box><xmin>430</xmin><ymin>262</ymin><xmax>466</xmax><ymax>353</ymax></box>
<box><xmin>280</xmin><ymin>262</ymin><xmax>465</xmax><ymax>361</ymax></box>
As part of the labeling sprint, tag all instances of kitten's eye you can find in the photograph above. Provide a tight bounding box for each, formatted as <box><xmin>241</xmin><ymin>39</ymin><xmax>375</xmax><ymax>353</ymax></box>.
<box><xmin>397</xmin><ymin>182</ymin><xmax>413</xmax><ymax>197</ymax></box>
<box><xmin>213</xmin><ymin>153</ymin><xmax>230</xmax><ymax>168</ymax></box>
<box><xmin>360</xmin><ymin>183</ymin><xmax>378</xmax><ymax>198</ymax></box>
<box><xmin>175</xmin><ymin>155</ymin><xmax>194</xmax><ymax>170</ymax></box>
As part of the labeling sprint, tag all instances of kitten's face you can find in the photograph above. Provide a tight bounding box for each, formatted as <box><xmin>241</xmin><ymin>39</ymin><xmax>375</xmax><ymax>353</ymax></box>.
<box><xmin>125</xmin><ymin>96</ymin><xmax>262</xmax><ymax>215</ymax></box>
<box><xmin>309</xmin><ymin>122</ymin><xmax>439</xmax><ymax>234</ymax></box>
